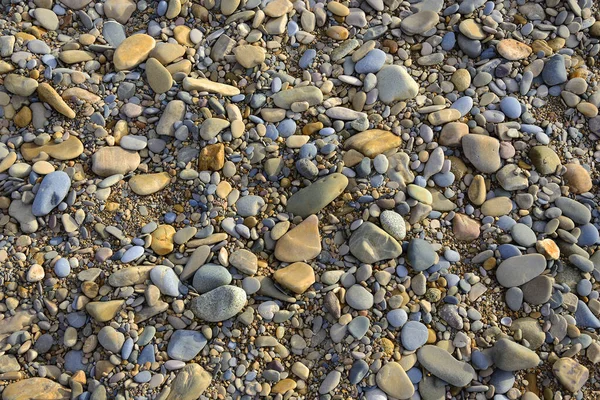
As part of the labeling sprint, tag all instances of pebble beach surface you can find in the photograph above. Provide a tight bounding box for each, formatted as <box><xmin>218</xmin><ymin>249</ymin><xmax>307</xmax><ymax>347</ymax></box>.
<box><xmin>0</xmin><ymin>0</ymin><xmax>599</xmax><ymax>398</ymax></box>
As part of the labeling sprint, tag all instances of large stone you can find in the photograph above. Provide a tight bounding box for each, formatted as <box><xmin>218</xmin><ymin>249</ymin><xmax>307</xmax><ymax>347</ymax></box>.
<box><xmin>32</xmin><ymin>171</ymin><xmax>71</xmax><ymax>216</ymax></box>
<box><xmin>496</xmin><ymin>254</ymin><xmax>546</xmax><ymax>287</ymax></box>
<box><xmin>529</xmin><ymin>146</ymin><xmax>561</xmax><ymax>175</ymax></box>
<box><xmin>401</xmin><ymin>11</ymin><xmax>439</xmax><ymax>35</ymax></box>
<box><xmin>2</xmin><ymin>378</ymin><xmax>71</xmax><ymax>400</ymax></box>
<box><xmin>491</xmin><ymin>339</ymin><xmax>540</xmax><ymax>371</ymax></box>
<box><xmin>272</xmin><ymin>86</ymin><xmax>323</xmax><ymax>109</ymax></box>
<box><xmin>4</xmin><ymin>74</ymin><xmax>38</xmax><ymax>96</ymax></box>
<box><xmin>146</xmin><ymin>58</ymin><xmax>173</xmax><ymax>94</ymax></box>
<box><xmin>286</xmin><ymin>173</ymin><xmax>348</xmax><ymax>217</ymax></box>
<box><xmin>417</xmin><ymin>345</ymin><xmax>476</xmax><ymax>387</ymax></box>
<box><xmin>92</xmin><ymin>147</ymin><xmax>140</xmax><ymax>177</ymax></box>
<box><xmin>273</xmin><ymin>262</ymin><xmax>315</xmax><ymax>294</ymax></box>
<box><xmin>129</xmin><ymin>172</ymin><xmax>171</xmax><ymax>195</ymax></box>
<box><xmin>113</xmin><ymin>34</ymin><xmax>156</xmax><ymax>71</ymax></box>
<box><xmin>190</xmin><ymin>285</ymin><xmax>247</xmax><ymax>322</ymax></box>
<box><xmin>108</xmin><ymin>265</ymin><xmax>154</xmax><ymax>286</ymax></box>
<box><xmin>165</xmin><ymin>364</ymin><xmax>211</xmax><ymax>400</ymax></box>
<box><xmin>497</xmin><ymin>39</ymin><xmax>532</xmax><ymax>60</ymax></box>
<box><xmin>182</xmin><ymin>77</ymin><xmax>241</xmax><ymax>96</ymax></box>
<box><xmin>344</xmin><ymin>129</ymin><xmax>401</xmax><ymax>158</ymax></box>
<box><xmin>157</xmin><ymin>100</ymin><xmax>186</xmax><ymax>136</ymax></box>
<box><xmin>376</xmin><ymin>65</ymin><xmax>419</xmax><ymax>103</ymax></box>
<box><xmin>86</xmin><ymin>300</ymin><xmax>124</xmax><ymax>322</ymax></box>
<box><xmin>275</xmin><ymin>215</ymin><xmax>321</xmax><ymax>262</ymax></box>
<box><xmin>104</xmin><ymin>0</ymin><xmax>136</xmax><ymax>23</ymax></box>
<box><xmin>563</xmin><ymin>164</ymin><xmax>592</xmax><ymax>194</ymax></box>
<box><xmin>461</xmin><ymin>134</ymin><xmax>501</xmax><ymax>173</ymax></box>
<box><xmin>233</xmin><ymin>45</ymin><xmax>265</xmax><ymax>68</ymax></box>
<box><xmin>553</xmin><ymin>358</ymin><xmax>589</xmax><ymax>392</ymax></box>
<box><xmin>349</xmin><ymin>222</ymin><xmax>402</xmax><ymax>264</ymax></box>
<box><xmin>21</xmin><ymin>136</ymin><xmax>83</xmax><ymax>161</ymax></box>
<box><xmin>376</xmin><ymin>362</ymin><xmax>415</xmax><ymax>399</ymax></box>
<box><xmin>167</xmin><ymin>330</ymin><xmax>207</xmax><ymax>361</ymax></box>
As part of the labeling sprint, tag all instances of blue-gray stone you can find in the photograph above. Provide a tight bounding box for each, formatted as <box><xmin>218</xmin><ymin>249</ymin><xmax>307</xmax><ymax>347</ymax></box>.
<box><xmin>441</xmin><ymin>32</ymin><xmax>456</xmax><ymax>51</ymax></box>
<box><xmin>500</xmin><ymin>96</ymin><xmax>522</xmax><ymax>119</ymax></box>
<box><xmin>32</xmin><ymin>171</ymin><xmax>71</xmax><ymax>216</ymax></box>
<box><xmin>167</xmin><ymin>330</ymin><xmax>207</xmax><ymax>361</ymax></box>
<box><xmin>450</xmin><ymin>96</ymin><xmax>473</xmax><ymax>116</ymax></box>
<box><xmin>150</xmin><ymin>265</ymin><xmax>182</xmax><ymax>297</ymax></box>
<box><xmin>574</xmin><ymin>300</ymin><xmax>600</xmax><ymax>328</ymax></box>
<box><xmin>122</xmin><ymin>338</ymin><xmax>134</xmax><ymax>360</ymax></box>
<box><xmin>299</xmin><ymin>49</ymin><xmax>317</xmax><ymax>69</ymax></box>
<box><xmin>349</xmin><ymin>360</ymin><xmax>369</xmax><ymax>384</ymax></box>
<box><xmin>54</xmin><ymin>258</ymin><xmax>71</xmax><ymax>277</ymax></box>
<box><xmin>348</xmin><ymin>316</ymin><xmax>370</xmax><ymax>339</ymax></box>
<box><xmin>235</xmin><ymin>195</ymin><xmax>266</xmax><ymax>217</ymax></box>
<box><xmin>355</xmin><ymin>49</ymin><xmax>386</xmax><ymax>74</ymax></box>
<box><xmin>65</xmin><ymin>350</ymin><xmax>86</xmax><ymax>373</ymax></box>
<box><xmin>489</xmin><ymin>369</ymin><xmax>515</xmax><ymax>394</ymax></box>
<box><xmin>471</xmin><ymin>350</ymin><xmax>492</xmax><ymax>369</ymax></box>
<box><xmin>577</xmin><ymin>224</ymin><xmax>599</xmax><ymax>246</ymax></box>
<box><xmin>400</xmin><ymin>321</ymin><xmax>428</xmax><ymax>351</ymax></box>
<box><xmin>277</xmin><ymin>119</ymin><xmax>296</xmax><ymax>137</ymax></box>
<box><xmin>407</xmin><ymin>239</ymin><xmax>436</xmax><ymax>271</ymax></box>
<box><xmin>121</xmin><ymin>246</ymin><xmax>144</xmax><ymax>263</ymax></box>
<box><xmin>457</xmin><ymin>34</ymin><xmax>482</xmax><ymax>58</ymax></box>
<box><xmin>137</xmin><ymin>344</ymin><xmax>156</xmax><ymax>365</ymax></box>
<box><xmin>387</xmin><ymin>309</ymin><xmax>408</xmax><ymax>328</ymax></box>
<box><xmin>134</xmin><ymin>370</ymin><xmax>152</xmax><ymax>383</ymax></box>
<box><xmin>542</xmin><ymin>55</ymin><xmax>567</xmax><ymax>86</ymax></box>
<box><xmin>192</xmin><ymin>263</ymin><xmax>232</xmax><ymax>293</ymax></box>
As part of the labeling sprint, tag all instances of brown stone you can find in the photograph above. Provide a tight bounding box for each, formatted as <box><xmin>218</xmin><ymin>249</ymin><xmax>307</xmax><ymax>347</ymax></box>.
<box><xmin>497</xmin><ymin>39</ymin><xmax>532</xmax><ymax>60</ymax></box>
<box><xmin>344</xmin><ymin>129</ymin><xmax>401</xmax><ymax>158</ymax></box>
<box><xmin>37</xmin><ymin>83</ymin><xmax>76</xmax><ymax>118</ymax></box>
<box><xmin>113</xmin><ymin>34</ymin><xmax>156</xmax><ymax>71</ymax></box>
<box><xmin>453</xmin><ymin>213</ymin><xmax>480</xmax><ymax>241</ymax></box>
<box><xmin>14</xmin><ymin>106</ymin><xmax>32</xmax><ymax>127</ymax></box>
<box><xmin>274</xmin><ymin>215</ymin><xmax>321</xmax><ymax>262</ymax></box>
<box><xmin>273</xmin><ymin>262</ymin><xmax>315</xmax><ymax>294</ymax></box>
<box><xmin>198</xmin><ymin>143</ymin><xmax>225</xmax><ymax>171</ymax></box>
<box><xmin>563</xmin><ymin>164</ymin><xmax>592</xmax><ymax>194</ymax></box>
<box><xmin>151</xmin><ymin>224</ymin><xmax>176</xmax><ymax>255</ymax></box>
<box><xmin>21</xmin><ymin>136</ymin><xmax>84</xmax><ymax>161</ymax></box>
<box><xmin>439</xmin><ymin>122</ymin><xmax>468</xmax><ymax>146</ymax></box>
<box><xmin>2</xmin><ymin>378</ymin><xmax>70</xmax><ymax>400</ymax></box>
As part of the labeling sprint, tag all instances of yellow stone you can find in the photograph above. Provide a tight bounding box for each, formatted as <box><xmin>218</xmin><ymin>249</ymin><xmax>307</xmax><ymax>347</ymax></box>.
<box><xmin>273</xmin><ymin>262</ymin><xmax>315</xmax><ymax>294</ymax></box>
<box><xmin>113</xmin><ymin>34</ymin><xmax>156</xmax><ymax>71</ymax></box>
<box><xmin>129</xmin><ymin>172</ymin><xmax>171</xmax><ymax>195</ymax></box>
<box><xmin>344</xmin><ymin>129</ymin><xmax>401</xmax><ymax>158</ymax></box>
<box><xmin>151</xmin><ymin>224</ymin><xmax>176</xmax><ymax>255</ymax></box>
<box><xmin>21</xmin><ymin>136</ymin><xmax>84</xmax><ymax>161</ymax></box>
<box><xmin>274</xmin><ymin>215</ymin><xmax>321</xmax><ymax>262</ymax></box>
<box><xmin>37</xmin><ymin>83</ymin><xmax>76</xmax><ymax>118</ymax></box>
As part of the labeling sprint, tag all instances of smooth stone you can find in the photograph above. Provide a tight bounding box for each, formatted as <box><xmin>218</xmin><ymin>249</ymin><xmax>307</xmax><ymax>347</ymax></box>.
<box><xmin>510</xmin><ymin>318</ymin><xmax>545</xmax><ymax>349</ymax></box>
<box><xmin>114</xmin><ymin>34</ymin><xmax>156</xmax><ymax>71</ymax></box>
<box><xmin>491</xmin><ymin>339</ymin><xmax>540</xmax><ymax>371</ymax></box>
<box><xmin>400</xmin><ymin>321</ymin><xmax>428</xmax><ymax>351</ymax></box>
<box><xmin>344</xmin><ymin>129</ymin><xmax>401</xmax><ymax>158</ymax></box>
<box><xmin>529</xmin><ymin>146</ymin><xmax>561</xmax><ymax>175</ymax></box>
<box><xmin>193</xmin><ymin>264</ymin><xmax>232</xmax><ymax>293</ymax></box>
<box><xmin>555</xmin><ymin>197</ymin><xmax>591</xmax><ymax>225</ymax></box>
<box><xmin>32</xmin><ymin>171</ymin><xmax>71</xmax><ymax>216</ymax></box>
<box><xmin>182</xmin><ymin>77</ymin><xmax>241</xmax><ymax>96</ymax></box>
<box><xmin>380</xmin><ymin>210</ymin><xmax>406</xmax><ymax>241</ymax></box>
<box><xmin>497</xmin><ymin>39</ymin><xmax>532</xmax><ymax>60</ymax></box>
<box><xmin>150</xmin><ymin>265</ymin><xmax>182</xmax><ymax>296</ymax></box>
<box><xmin>376</xmin><ymin>362</ymin><xmax>415</xmax><ymax>399</ymax></box>
<box><xmin>272</xmin><ymin>86</ymin><xmax>323</xmax><ymax>109</ymax></box>
<box><xmin>553</xmin><ymin>358</ymin><xmax>589</xmax><ymax>392</ymax></box>
<box><xmin>376</xmin><ymin>65</ymin><xmax>419</xmax><ymax>103</ymax></box>
<box><xmin>563</xmin><ymin>164</ymin><xmax>592</xmax><ymax>194</ymax></box>
<box><xmin>233</xmin><ymin>44</ymin><xmax>265</xmax><ymax>68</ymax></box>
<box><xmin>274</xmin><ymin>215</ymin><xmax>321</xmax><ymax>262</ymax></box>
<box><xmin>235</xmin><ymin>195</ymin><xmax>265</xmax><ymax>217</ymax></box>
<box><xmin>108</xmin><ymin>265</ymin><xmax>154</xmax><ymax>286</ymax></box>
<box><xmin>273</xmin><ymin>262</ymin><xmax>315</xmax><ymax>294</ymax></box>
<box><xmin>407</xmin><ymin>238</ymin><xmax>436</xmax><ymax>271</ymax></box>
<box><xmin>496</xmin><ymin>254</ymin><xmax>546</xmax><ymax>287</ymax></box>
<box><xmin>157</xmin><ymin>100</ymin><xmax>186</xmax><ymax>136</ymax></box>
<box><xmin>129</xmin><ymin>172</ymin><xmax>170</xmax><ymax>195</ymax></box>
<box><xmin>92</xmin><ymin>147</ymin><xmax>140</xmax><ymax>177</ymax></box>
<box><xmin>349</xmin><ymin>222</ymin><xmax>402</xmax><ymax>264</ymax></box>
<box><xmin>86</xmin><ymin>300</ymin><xmax>124</xmax><ymax>322</ymax></box>
<box><xmin>462</xmin><ymin>134</ymin><xmax>501</xmax><ymax>173</ymax></box>
<box><xmin>21</xmin><ymin>136</ymin><xmax>83</xmax><ymax>161</ymax></box>
<box><xmin>167</xmin><ymin>330</ymin><xmax>207</xmax><ymax>361</ymax></box>
<box><xmin>542</xmin><ymin>55</ymin><xmax>568</xmax><ymax>86</ymax></box>
<box><xmin>345</xmin><ymin>284</ymin><xmax>374</xmax><ymax>310</ymax></box>
<box><xmin>286</xmin><ymin>173</ymin><xmax>348</xmax><ymax>217</ymax></box>
<box><xmin>146</xmin><ymin>58</ymin><xmax>173</xmax><ymax>93</ymax></box>
<box><xmin>2</xmin><ymin>378</ymin><xmax>71</xmax><ymax>400</ymax></box>
<box><xmin>37</xmin><ymin>83</ymin><xmax>76</xmax><ymax>118</ymax></box>
<box><xmin>355</xmin><ymin>49</ymin><xmax>386</xmax><ymax>74</ymax></box>
<box><xmin>521</xmin><ymin>275</ymin><xmax>553</xmax><ymax>305</ymax></box>
<box><xmin>417</xmin><ymin>345</ymin><xmax>476</xmax><ymax>387</ymax></box>
<box><xmin>4</xmin><ymin>74</ymin><xmax>38</xmax><ymax>96</ymax></box>
<box><xmin>190</xmin><ymin>285</ymin><xmax>246</xmax><ymax>322</ymax></box>
<box><xmin>165</xmin><ymin>364</ymin><xmax>211</xmax><ymax>400</ymax></box>
<box><xmin>98</xmin><ymin>326</ymin><xmax>125</xmax><ymax>353</ymax></box>
<box><xmin>500</xmin><ymin>96</ymin><xmax>522</xmax><ymax>118</ymax></box>
<box><xmin>401</xmin><ymin>11</ymin><xmax>438</xmax><ymax>35</ymax></box>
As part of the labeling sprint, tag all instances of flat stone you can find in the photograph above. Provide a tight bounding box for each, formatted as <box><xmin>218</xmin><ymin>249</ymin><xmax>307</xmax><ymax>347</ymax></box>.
<box><xmin>344</xmin><ymin>129</ymin><xmax>401</xmax><ymax>158</ymax></box>
<box><xmin>462</xmin><ymin>134</ymin><xmax>501</xmax><ymax>173</ymax></box>
<box><xmin>496</xmin><ymin>254</ymin><xmax>546</xmax><ymax>287</ymax></box>
<box><xmin>34</xmin><ymin>8</ymin><xmax>59</xmax><ymax>30</ymax></box>
<box><xmin>286</xmin><ymin>173</ymin><xmax>348</xmax><ymax>217</ymax></box>
<box><xmin>229</xmin><ymin>249</ymin><xmax>258</xmax><ymax>275</ymax></box>
<box><xmin>272</xmin><ymin>86</ymin><xmax>323</xmax><ymax>109</ymax></box>
<box><xmin>167</xmin><ymin>330</ymin><xmax>207</xmax><ymax>361</ymax></box>
<box><xmin>553</xmin><ymin>358</ymin><xmax>589</xmax><ymax>392</ymax></box>
<box><xmin>345</xmin><ymin>284</ymin><xmax>374</xmax><ymax>310</ymax></box>
<box><xmin>401</xmin><ymin>11</ymin><xmax>438</xmax><ymax>35</ymax></box>
<box><xmin>165</xmin><ymin>364</ymin><xmax>211</xmax><ymax>400</ymax></box>
<box><xmin>129</xmin><ymin>172</ymin><xmax>170</xmax><ymax>195</ymax></box>
<box><xmin>104</xmin><ymin>0</ymin><xmax>136</xmax><ymax>23</ymax></box>
<box><xmin>376</xmin><ymin>362</ymin><xmax>415</xmax><ymax>399</ymax></box>
<box><xmin>157</xmin><ymin>100</ymin><xmax>186</xmax><ymax>136</ymax></box>
<box><xmin>275</xmin><ymin>215</ymin><xmax>322</xmax><ymax>262</ymax></box>
<box><xmin>182</xmin><ymin>77</ymin><xmax>241</xmax><ymax>96</ymax></box>
<box><xmin>151</xmin><ymin>225</ymin><xmax>176</xmax><ymax>255</ymax></box>
<box><xmin>2</xmin><ymin>378</ymin><xmax>70</xmax><ymax>400</ymax></box>
<box><xmin>190</xmin><ymin>285</ymin><xmax>247</xmax><ymax>322</ymax></box>
<box><xmin>235</xmin><ymin>195</ymin><xmax>265</xmax><ymax>217</ymax></box>
<box><xmin>273</xmin><ymin>262</ymin><xmax>315</xmax><ymax>294</ymax></box>
<box><xmin>379</xmin><ymin>210</ymin><xmax>406</xmax><ymax>241</ymax></box>
<box><xmin>200</xmin><ymin>118</ymin><xmax>230</xmax><ymax>140</ymax></box>
<box><xmin>376</xmin><ymin>65</ymin><xmax>419</xmax><ymax>103</ymax></box>
<box><xmin>86</xmin><ymin>300</ymin><xmax>124</xmax><ymax>322</ymax></box>
<box><xmin>98</xmin><ymin>326</ymin><xmax>125</xmax><ymax>353</ymax></box>
<box><xmin>198</xmin><ymin>143</ymin><xmax>225</xmax><ymax>171</ymax></box>
<box><xmin>349</xmin><ymin>222</ymin><xmax>402</xmax><ymax>264</ymax></box>
<box><xmin>510</xmin><ymin>318</ymin><xmax>545</xmax><ymax>349</ymax></box>
<box><xmin>428</xmin><ymin>109</ymin><xmax>461</xmax><ymax>125</ymax></box>
<box><xmin>92</xmin><ymin>147</ymin><xmax>140</xmax><ymax>177</ymax></box>
<box><xmin>497</xmin><ymin>39</ymin><xmax>532</xmax><ymax>60</ymax></box>
<box><xmin>108</xmin><ymin>266</ymin><xmax>154</xmax><ymax>286</ymax></box>
<box><xmin>4</xmin><ymin>74</ymin><xmax>38</xmax><ymax>96</ymax></box>
<box><xmin>193</xmin><ymin>264</ymin><xmax>232</xmax><ymax>293</ymax></box>
<box><xmin>32</xmin><ymin>171</ymin><xmax>71</xmax><ymax>216</ymax></box>
<box><xmin>146</xmin><ymin>58</ymin><xmax>173</xmax><ymax>93</ymax></box>
<box><xmin>37</xmin><ymin>83</ymin><xmax>76</xmax><ymax>118</ymax></box>
<box><xmin>417</xmin><ymin>345</ymin><xmax>476</xmax><ymax>387</ymax></box>
<box><xmin>491</xmin><ymin>339</ymin><xmax>540</xmax><ymax>371</ymax></box>
<box><xmin>400</xmin><ymin>321</ymin><xmax>428</xmax><ymax>351</ymax></box>
<box><xmin>542</xmin><ymin>55</ymin><xmax>568</xmax><ymax>86</ymax></box>
<box><xmin>150</xmin><ymin>265</ymin><xmax>181</xmax><ymax>296</ymax></box>
<box><xmin>555</xmin><ymin>197</ymin><xmax>591</xmax><ymax>225</ymax></box>
<box><xmin>521</xmin><ymin>275</ymin><xmax>553</xmax><ymax>305</ymax></box>
<box><xmin>563</xmin><ymin>164</ymin><xmax>592</xmax><ymax>194</ymax></box>
<box><xmin>58</xmin><ymin>50</ymin><xmax>95</xmax><ymax>64</ymax></box>
<box><xmin>529</xmin><ymin>146</ymin><xmax>561</xmax><ymax>175</ymax></box>
<box><xmin>114</xmin><ymin>34</ymin><xmax>156</xmax><ymax>71</ymax></box>
<box><xmin>407</xmin><ymin>238</ymin><xmax>436</xmax><ymax>271</ymax></box>
<box><xmin>233</xmin><ymin>45</ymin><xmax>265</xmax><ymax>68</ymax></box>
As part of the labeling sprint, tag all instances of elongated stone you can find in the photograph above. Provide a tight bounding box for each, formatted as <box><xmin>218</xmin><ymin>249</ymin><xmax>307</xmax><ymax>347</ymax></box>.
<box><xmin>286</xmin><ymin>173</ymin><xmax>348</xmax><ymax>217</ymax></box>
